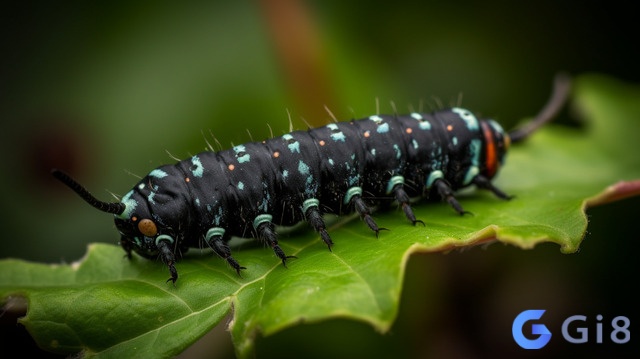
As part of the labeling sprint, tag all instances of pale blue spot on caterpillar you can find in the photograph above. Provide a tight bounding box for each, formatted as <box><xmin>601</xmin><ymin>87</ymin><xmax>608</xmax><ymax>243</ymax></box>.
<box><xmin>410</xmin><ymin>113</ymin><xmax>423</xmax><ymax>120</ymax></box>
<box><xmin>191</xmin><ymin>155</ymin><xmax>204</xmax><ymax>177</ymax></box>
<box><xmin>149</xmin><ymin>169</ymin><xmax>168</xmax><ymax>178</ymax></box>
<box><xmin>452</xmin><ymin>107</ymin><xmax>479</xmax><ymax>131</ymax></box>
<box><xmin>462</xmin><ymin>138</ymin><xmax>482</xmax><ymax>186</ymax></box>
<box><xmin>282</xmin><ymin>134</ymin><xmax>300</xmax><ymax>153</ymax></box>
<box><xmin>298</xmin><ymin>160</ymin><xmax>310</xmax><ymax>175</ymax></box>
<box><xmin>117</xmin><ymin>190</ymin><xmax>137</xmax><ymax>219</ymax></box>
<box><xmin>258</xmin><ymin>182</ymin><xmax>271</xmax><ymax>212</ymax></box>
<box><xmin>469</xmin><ymin>139</ymin><xmax>481</xmax><ymax>167</ymax></box>
<box><xmin>348</xmin><ymin>174</ymin><xmax>359</xmax><ymax>186</ymax></box>
<box><xmin>393</xmin><ymin>144</ymin><xmax>401</xmax><ymax>159</ymax></box>
<box><xmin>369</xmin><ymin>115</ymin><xmax>384</xmax><ymax>123</ymax></box>
<box><xmin>411</xmin><ymin>112</ymin><xmax>431</xmax><ymax>130</ymax></box>
<box><xmin>213</xmin><ymin>206</ymin><xmax>224</xmax><ymax>225</ymax></box>
<box><xmin>233</xmin><ymin>145</ymin><xmax>251</xmax><ymax>163</ymax></box>
<box><xmin>326</xmin><ymin>123</ymin><xmax>346</xmax><ymax>142</ymax></box>
<box><xmin>377</xmin><ymin>123</ymin><xmax>389</xmax><ymax>133</ymax></box>
<box><xmin>259</xmin><ymin>197</ymin><xmax>269</xmax><ymax>212</ymax></box>
<box><xmin>298</xmin><ymin>160</ymin><xmax>316</xmax><ymax>194</ymax></box>
<box><xmin>369</xmin><ymin>115</ymin><xmax>389</xmax><ymax>133</ymax></box>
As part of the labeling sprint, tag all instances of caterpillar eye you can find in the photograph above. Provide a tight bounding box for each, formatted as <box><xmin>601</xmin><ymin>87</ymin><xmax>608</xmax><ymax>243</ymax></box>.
<box><xmin>138</xmin><ymin>218</ymin><xmax>158</xmax><ymax>237</ymax></box>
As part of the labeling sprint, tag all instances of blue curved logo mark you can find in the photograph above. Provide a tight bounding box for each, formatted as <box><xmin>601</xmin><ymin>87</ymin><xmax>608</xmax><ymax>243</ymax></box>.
<box><xmin>512</xmin><ymin>310</ymin><xmax>552</xmax><ymax>349</ymax></box>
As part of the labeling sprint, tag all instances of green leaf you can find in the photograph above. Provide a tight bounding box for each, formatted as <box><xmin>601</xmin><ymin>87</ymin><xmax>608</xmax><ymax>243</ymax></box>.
<box><xmin>1</xmin><ymin>74</ymin><xmax>639</xmax><ymax>358</ymax></box>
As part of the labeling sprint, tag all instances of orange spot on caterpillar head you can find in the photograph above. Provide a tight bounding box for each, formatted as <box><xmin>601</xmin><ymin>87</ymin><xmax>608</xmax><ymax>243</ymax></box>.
<box><xmin>405</xmin><ymin>128</ymin><xmax>413</xmax><ymax>134</ymax></box>
<box><xmin>363</xmin><ymin>131</ymin><xmax>371</xmax><ymax>138</ymax></box>
<box><xmin>185</xmin><ymin>177</ymin><xmax>190</xmax><ymax>183</ymax></box>
<box><xmin>228</xmin><ymin>164</ymin><xmax>235</xmax><ymax>171</ymax></box>
<box><xmin>447</xmin><ymin>125</ymin><xmax>453</xmax><ymax>131</ymax></box>
<box><xmin>319</xmin><ymin>140</ymin><xmax>326</xmax><ymax>146</ymax></box>
<box><xmin>273</xmin><ymin>151</ymin><xmax>280</xmax><ymax>158</ymax></box>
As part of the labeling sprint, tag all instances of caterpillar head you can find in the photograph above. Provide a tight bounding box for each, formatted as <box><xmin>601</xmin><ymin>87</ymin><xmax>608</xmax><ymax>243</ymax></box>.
<box><xmin>112</xmin><ymin>187</ymin><xmax>175</xmax><ymax>260</ymax></box>
<box><xmin>51</xmin><ymin>169</ymin><xmax>185</xmax><ymax>260</ymax></box>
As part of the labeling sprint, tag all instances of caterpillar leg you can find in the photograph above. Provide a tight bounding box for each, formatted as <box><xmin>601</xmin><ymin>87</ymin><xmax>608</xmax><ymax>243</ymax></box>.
<box><xmin>386</xmin><ymin>176</ymin><xmax>424</xmax><ymax>226</ymax></box>
<box><xmin>433</xmin><ymin>178</ymin><xmax>470</xmax><ymax>215</ymax></box>
<box><xmin>120</xmin><ymin>236</ymin><xmax>135</xmax><ymax>260</ymax></box>
<box><xmin>254</xmin><ymin>215</ymin><xmax>296</xmax><ymax>267</ymax></box>
<box><xmin>350</xmin><ymin>194</ymin><xmax>388</xmax><ymax>237</ymax></box>
<box><xmin>303</xmin><ymin>199</ymin><xmax>333</xmax><ymax>250</ymax></box>
<box><xmin>205</xmin><ymin>228</ymin><xmax>246</xmax><ymax>276</ymax></box>
<box><xmin>156</xmin><ymin>237</ymin><xmax>178</xmax><ymax>285</ymax></box>
<box><xmin>473</xmin><ymin>175</ymin><xmax>513</xmax><ymax>200</ymax></box>
<box><xmin>393</xmin><ymin>186</ymin><xmax>425</xmax><ymax>226</ymax></box>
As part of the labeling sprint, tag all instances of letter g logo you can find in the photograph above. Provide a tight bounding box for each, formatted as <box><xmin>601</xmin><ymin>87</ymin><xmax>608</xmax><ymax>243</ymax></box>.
<box><xmin>512</xmin><ymin>309</ymin><xmax>552</xmax><ymax>349</ymax></box>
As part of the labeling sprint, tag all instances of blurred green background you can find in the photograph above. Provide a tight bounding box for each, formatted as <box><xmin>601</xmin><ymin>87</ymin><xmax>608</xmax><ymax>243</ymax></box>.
<box><xmin>1</xmin><ymin>0</ymin><xmax>638</xmax><ymax>358</ymax></box>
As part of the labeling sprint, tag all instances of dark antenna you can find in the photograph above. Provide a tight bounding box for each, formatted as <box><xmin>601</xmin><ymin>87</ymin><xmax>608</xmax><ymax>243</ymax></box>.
<box><xmin>52</xmin><ymin>169</ymin><xmax>126</xmax><ymax>215</ymax></box>
<box><xmin>509</xmin><ymin>73</ymin><xmax>572</xmax><ymax>143</ymax></box>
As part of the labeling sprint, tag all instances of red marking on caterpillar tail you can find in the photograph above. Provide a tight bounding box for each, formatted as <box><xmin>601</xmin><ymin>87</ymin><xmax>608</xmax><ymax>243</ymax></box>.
<box><xmin>481</xmin><ymin>121</ymin><xmax>498</xmax><ymax>178</ymax></box>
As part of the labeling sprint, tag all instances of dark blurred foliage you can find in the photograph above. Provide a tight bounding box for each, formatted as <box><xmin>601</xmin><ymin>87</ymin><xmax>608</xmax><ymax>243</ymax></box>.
<box><xmin>0</xmin><ymin>0</ymin><xmax>638</xmax><ymax>358</ymax></box>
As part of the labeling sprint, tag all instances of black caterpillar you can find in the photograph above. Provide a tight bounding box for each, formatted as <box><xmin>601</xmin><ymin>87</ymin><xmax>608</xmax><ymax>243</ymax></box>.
<box><xmin>53</xmin><ymin>75</ymin><xmax>570</xmax><ymax>284</ymax></box>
